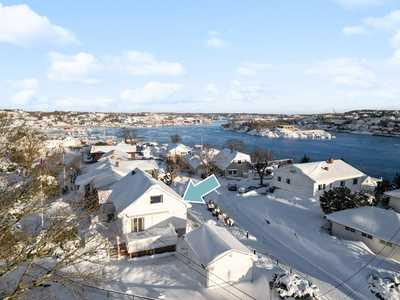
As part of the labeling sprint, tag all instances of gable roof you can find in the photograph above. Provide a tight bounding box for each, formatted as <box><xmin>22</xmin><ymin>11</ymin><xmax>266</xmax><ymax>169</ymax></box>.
<box><xmin>326</xmin><ymin>207</ymin><xmax>400</xmax><ymax>245</ymax></box>
<box><xmin>90</xmin><ymin>144</ymin><xmax>137</xmax><ymax>154</ymax></box>
<box><xmin>99</xmin><ymin>149</ymin><xmax>131</xmax><ymax>161</ymax></box>
<box><xmin>167</xmin><ymin>143</ymin><xmax>189</xmax><ymax>154</ymax></box>
<box><xmin>211</xmin><ymin>148</ymin><xmax>251</xmax><ymax>170</ymax></box>
<box><xmin>184</xmin><ymin>223</ymin><xmax>254</xmax><ymax>267</ymax></box>
<box><xmin>278</xmin><ymin>159</ymin><xmax>364</xmax><ymax>183</ymax></box>
<box><xmin>107</xmin><ymin>167</ymin><xmax>184</xmax><ymax>213</ymax></box>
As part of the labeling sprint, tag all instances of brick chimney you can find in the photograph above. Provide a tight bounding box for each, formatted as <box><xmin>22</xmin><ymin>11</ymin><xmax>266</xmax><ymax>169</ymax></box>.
<box><xmin>328</xmin><ymin>158</ymin><xmax>333</xmax><ymax>164</ymax></box>
<box><xmin>325</xmin><ymin>167</ymin><xmax>329</xmax><ymax>171</ymax></box>
<box><xmin>111</xmin><ymin>150</ymin><xmax>114</xmax><ymax>154</ymax></box>
<box><xmin>116</xmin><ymin>161</ymin><xmax>119</xmax><ymax>168</ymax></box>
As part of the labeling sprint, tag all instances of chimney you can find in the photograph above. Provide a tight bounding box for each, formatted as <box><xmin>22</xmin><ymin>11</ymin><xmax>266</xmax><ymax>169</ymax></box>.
<box><xmin>152</xmin><ymin>169</ymin><xmax>159</xmax><ymax>180</ymax></box>
<box><xmin>111</xmin><ymin>150</ymin><xmax>114</xmax><ymax>154</ymax></box>
<box><xmin>116</xmin><ymin>161</ymin><xmax>119</xmax><ymax>168</ymax></box>
<box><xmin>328</xmin><ymin>158</ymin><xmax>333</xmax><ymax>164</ymax></box>
<box><xmin>325</xmin><ymin>167</ymin><xmax>329</xmax><ymax>171</ymax></box>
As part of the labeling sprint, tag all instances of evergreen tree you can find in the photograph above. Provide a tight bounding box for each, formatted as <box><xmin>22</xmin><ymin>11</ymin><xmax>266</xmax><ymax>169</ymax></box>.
<box><xmin>393</xmin><ymin>172</ymin><xmax>400</xmax><ymax>189</ymax></box>
<box><xmin>374</xmin><ymin>179</ymin><xmax>394</xmax><ymax>200</ymax></box>
<box><xmin>299</xmin><ymin>154</ymin><xmax>311</xmax><ymax>163</ymax></box>
<box><xmin>340</xmin><ymin>155</ymin><xmax>348</xmax><ymax>163</ymax></box>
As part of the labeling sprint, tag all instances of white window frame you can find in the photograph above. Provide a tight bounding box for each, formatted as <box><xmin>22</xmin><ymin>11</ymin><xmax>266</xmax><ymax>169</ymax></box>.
<box><xmin>228</xmin><ymin>169</ymin><xmax>238</xmax><ymax>176</ymax></box>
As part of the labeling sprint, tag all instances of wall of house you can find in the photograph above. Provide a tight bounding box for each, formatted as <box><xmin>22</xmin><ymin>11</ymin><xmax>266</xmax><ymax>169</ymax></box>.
<box><xmin>389</xmin><ymin>197</ymin><xmax>400</xmax><ymax>213</ymax></box>
<box><xmin>120</xmin><ymin>186</ymin><xmax>187</xmax><ymax>237</ymax></box>
<box><xmin>312</xmin><ymin>176</ymin><xmax>363</xmax><ymax>198</ymax></box>
<box><xmin>273</xmin><ymin>166</ymin><xmax>315</xmax><ymax>197</ymax></box>
<box><xmin>206</xmin><ymin>251</ymin><xmax>254</xmax><ymax>288</ymax></box>
<box><xmin>330</xmin><ymin>222</ymin><xmax>400</xmax><ymax>263</ymax></box>
<box><xmin>176</xmin><ymin>239</ymin><xmax>208</xmax><ymax>287</ymax></box>
<box><xmin>224</xmin><ymin>161</ymin><xmax>251</xmax><ymax>178</ymax></box>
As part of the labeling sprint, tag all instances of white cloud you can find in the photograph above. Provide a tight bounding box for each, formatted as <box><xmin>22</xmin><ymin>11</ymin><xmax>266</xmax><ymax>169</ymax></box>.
<box><xmin>203</xmin><ymin>83</ymin><xmax>220</xmax><ymax>97</ymax></box>
<box><xmin>390</xmin><ymin>29</ymin><xmax>400</xmax><ymax>48</ymax></box>
<box><xmin>208</xmin><ymin>30</ymin><xmax>219</xmax><ymax>35</ymax></box>
<box><xmin>363</xmin><ymin>10</ymin><xmax>400</xmax><ymax>30</ymax></box>
<box><xmin>343</xmin><ymin>26</ymin><xmax>367</xmax><ymax>35</ymax></box>
<box><xmin>46</xmin><ymin>52</ymin><xmax>102</xmax><ymax>84</ymax></box>
<box><xmin>0</xmin><ymin>3</ymin><xmax>79</xmax><ymax>46</ymax></box>
<box><xmin>12</xmin><ymin>90</ymin><xmax>35</xmax><ymax>104</ymax></box>
<box><xmin>224</xmin><ymin>90</ymin><xmax>244</xmax><ymax>101</ymax></box>
<box><xmin>206</xmin><ymin>38</ymin><xmax>226</xmax><ymax>48</ymax></box>
<box><xmin>102</xmin><ymin>50</ymin><xmax>185</xmax><ymax>76</ymax></box>
<box><xmin>6</xmin><ymin>78</ymin><xmax>39</xmax><ymax>89</ymax></box>
<box><xmin>236</xmin><ymin>67</ymin><xmax>258</xmax><ymax>76</ymax></box>
<box><xmin>306</xmin><ymin>57</ymin><xmax>376</xmax><ymax>87</ymax></box>
<box><xmin>120</xmin><ymin>82</ymin><xmax>184</xmax><ymax>103</ymax></box>
<box><xmin>387</xmin><ymin>49</ymin><xmax>400</xmax><ymax>67</ymax></box>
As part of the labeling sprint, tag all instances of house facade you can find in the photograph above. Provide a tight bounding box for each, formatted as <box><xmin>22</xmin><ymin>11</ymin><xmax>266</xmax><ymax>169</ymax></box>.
<box><xmin>326</xmin><ymin>207</ymin><xmax>400</xmax><ymax>262</ymax></box>
<box><xmin>273</xmin><ymin>158</ymin><xmax>364</xmax><ymax>198</ymax></box>
<box><xmin>212</xmin><ymin>149</ymin><xmax>252</xmax><ymax>178</ymax></box>
<box><xmin>385</xmin><ymin>189</ymin><xmax>400</xmax><ymax>213</ymax></box>
<box><xmin>106</xmin><ymin>168</ymin><xmax>187</xmax><ymax>257</ymax></box>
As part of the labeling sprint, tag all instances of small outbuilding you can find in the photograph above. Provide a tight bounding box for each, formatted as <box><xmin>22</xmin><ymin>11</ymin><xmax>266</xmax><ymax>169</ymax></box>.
<box><xmin>326</xmin><ymin>207</ymin><xmax>400</xmax><ymax>262</ymax></box>
<box><xmin>177</xmin><ymin>223</ymin><xmax>257</xmax><ymax>288</ymax></box>
<box><xmin>384</xmin><ymin>189</ymin><xmax>400</xmax><ymax>213</ymax></box>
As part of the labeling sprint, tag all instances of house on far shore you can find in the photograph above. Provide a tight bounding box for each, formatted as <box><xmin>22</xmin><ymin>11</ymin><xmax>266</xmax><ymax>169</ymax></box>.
<box><xmin>326</xmin><ymin>207</ymin><xmax>400</xmax><ymax>263</ymax></box>
<box><xmin>385</xmin><ymin>189</ymin><xmax>400</xmax><ymax>213</ymax></box>
<box><xmin>211</xmin><ymin>148</ymin><xmax>252</xmax><ymax>178</ymax></box>
<box><xmin>273</xmin><ymin>158</ymin><xmax>364</xmax><ymax>198</ymax></box>
<box><xmin>105</xmin><ymin>168</ymin><xmax>187</xmax><ymax>258</ymax></box>
<box><xmin>177</xmin><ymin>223</ymin><xmax>257</xmax><ymax>288</ymax></box>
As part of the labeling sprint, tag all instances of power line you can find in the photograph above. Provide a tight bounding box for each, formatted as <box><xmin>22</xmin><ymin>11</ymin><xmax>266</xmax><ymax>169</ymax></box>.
<box><xmin>320</xmin><ymin>225</ymin><xmax>400</xmax><ymax>299</ymax></box>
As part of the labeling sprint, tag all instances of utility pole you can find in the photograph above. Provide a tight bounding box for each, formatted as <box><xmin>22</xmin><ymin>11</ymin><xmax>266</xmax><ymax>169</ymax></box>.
<box><xmin>63</xmin><ymin>148</ymin><xmax>66</xmax><ymax>187</ymax></box>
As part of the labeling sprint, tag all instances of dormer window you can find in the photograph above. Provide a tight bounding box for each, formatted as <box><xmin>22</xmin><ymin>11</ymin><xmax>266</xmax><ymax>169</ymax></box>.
<box><xmin>150</xmin><ymin>195</ymin><xmax>163</xmax><ymax>204</ymax></box>
<box><xmin>237</xmin><ymin>160</ymin><xmax>242</xmax><ymax>165</ymax></box>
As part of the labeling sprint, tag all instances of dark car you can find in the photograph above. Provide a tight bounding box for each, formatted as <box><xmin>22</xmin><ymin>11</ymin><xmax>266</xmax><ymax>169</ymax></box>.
<box><xmin>228</xmin><ymin>183</ymin><xmax>237</xmax><ymax>191</ymax></box>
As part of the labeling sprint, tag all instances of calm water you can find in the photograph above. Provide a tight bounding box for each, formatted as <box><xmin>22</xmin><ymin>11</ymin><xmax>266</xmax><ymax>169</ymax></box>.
<box><xmin>97</xmin><ymin>121</ymin><xmax>400</xmax><ymax>180</ymax></box>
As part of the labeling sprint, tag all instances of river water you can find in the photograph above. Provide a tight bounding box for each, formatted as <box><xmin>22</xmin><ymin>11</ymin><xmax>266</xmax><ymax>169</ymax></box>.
<box><xmin>96</xmin><ymin>121</ymin><xmax>400</xmax><ymax>180</ymax></box>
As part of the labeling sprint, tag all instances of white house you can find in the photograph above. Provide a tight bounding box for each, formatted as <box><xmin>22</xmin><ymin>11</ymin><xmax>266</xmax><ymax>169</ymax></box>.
<box><xmin>63</xmin><ymin>136</ymin><xmax>80</xmax><ymax>147</ymax></box>
<box><xmin>177</xmin><ymin>223</ymin><xmax>257</xmax><ymax>288</ymax></box>
<box><xmin>273</xmin><ymin>158</ymin><xmax>364</xmax><ymax>198</ymax></box>
<box><xmin>98</xmin><ymin>149</ymin><xmax>131</xmax><ymax>162</ymax></box>
<box><xmin>326</xmin><ymin>207</ymin><xmax>400</xmax><ymax>262</ymax></box>
<box><xmin>75</xmin><ymin>159</ymin><xmax>158</xmax><ymax>191</ymax></box>
<box><xmin>106</xmin><ymin>168</ymin><xmax>187</xmax><ymax>257</ymax></box>
<box><xmin>211</xmin><ymin>149</ymin><xmax>252</xmax><ymax>178</ymax></box>
<box><xmin>165</xmin><ymin>143</ymin><xmax>190</xmax><ymax>160</ymax></box>
<box><xmin>385</xmin><ymin>189</ymin><xmax>400</xmax><ymax>213</ymax></box>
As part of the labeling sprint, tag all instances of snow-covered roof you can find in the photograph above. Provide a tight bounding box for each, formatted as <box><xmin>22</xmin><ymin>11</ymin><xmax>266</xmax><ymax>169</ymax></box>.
<box><xmin>167</xmin><ymin>143</ymin><xmax>189</xmax><ymax>154</ymax></box>
<box><xmin>75</xmin><ymin>159</ymin><xmax>158</xmax><ymax>189</ymax></box>
<box><xmin>98</xmin><ymin>149</ymin><xmax>131</xmax><ymax>161</ymax></box>
<box><xmin>385</xmin><ymin>189</ymin><xmax>400</xmax><ymax>199</ymax></box>
<box><xmin>107</xmin><ymin>168</ymin><xmax>183</xmax><ymax>213</ymax></box>
<box><xmin>181</xmin><ymin>153</ymin><xmax>202</xmax><ymax>169</ymax></box>
<box><xmin>326</xmin><ymin>207</ymin><xmax>400</xmax><ymax>245</ymax></box>
<box><xmin>280</xmin><ymin>159</ymin><xmax>364</xmax><ymax>183</ymax></box>
<box><xmin>211</xmin><ymin>148</ymin><xmax>251</xmax><ymax>170</ymax></box>
<box><xmin>90</xmin><ymin>144</ymin><xmax>137</xmax><ymax>154</ymax></box>
<box><xmin>184</xmin><ymin>224</ymin><xmax>254</xmax><ymax>267</ymax></box>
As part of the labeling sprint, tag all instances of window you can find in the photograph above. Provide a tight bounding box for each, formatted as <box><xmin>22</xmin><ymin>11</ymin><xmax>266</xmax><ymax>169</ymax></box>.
<box><xmin>345</xmin><ymin>226</ymin><xmax>350</xmax><ymax>231</ymax></box>
<box><xmin>323</xmin><ymin>184</ymin><xmax>326</xmax><ymax>190</ymax></box>
<box><xmin>340</xmin><ymin>181</ymin><xmax>345</xmax><ymax>187</ymax></box>
<box><xmin>277</xmin><ymin>176</ymin><xmax>281</xmax><ymax>182</ymax></box>
<box><xmin>286</xmin><ymin>178</ymin><xmax>291</xmax><ymax>184</ymax></box>
<box><xmin>345</xmin><ymin>226</ymin><xmax>355</xmax><ymax>233</ymax></box>
<box><xmin>380</xmin><ymin>239</ymin><xmax>386</xmax><ymax>244</ymax></box>
<box><xmin>150</xmin><ymin>195</ymin><xmax>163</xmax><ymax>204</ymax></box>
<box><xmin>330</xmin><ymin>183</ymin><xmax>333</xmax><ymax>188</ymax></box>
<box><xmin>353</xmin><ymin>178</ymin><xmax>358</xmax><ymax>185</ymax></box>
<box><xmin>131</xmin><ymin>217</ymin><xmax>144</xmax><ymax>232</ymax></box>
<box><xmin>350</xmin><ymin>228</ymin><xmax>355</xmax><ymax>233</ymax></box>
<box><xmin>387</xmin><ymin>242</ymin><xmax>393</xmax><ymax>247</ymax></box>
<box><xmin>367</xmin><ymin>234</ymin><xmax>373</xmax><ymax>239</ymax></box>
<box><xmin>228</xmin><ymin>170</ymin><xmax>238</xmax><ymax>175</ymax></box>
<box><xmin>237</xmin><ymin>160</ymin><xmax>242</xmax><ymax>165</ymax></box>
<box><xmin>362</xmin><ymin>232</ymin><xmax>367</xmax><ymax>237</ymax></box>
<box><xmin>318</xmin><ymin>184</ymin><xmax>322</xmax><ymax>191</ymax></box>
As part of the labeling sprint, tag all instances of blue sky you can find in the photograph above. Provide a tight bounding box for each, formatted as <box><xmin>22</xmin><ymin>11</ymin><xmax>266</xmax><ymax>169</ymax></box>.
<box><xmin>0</xmin><ymin>0</ymin><xmax>399</xmax><ymax>114</ymax></box>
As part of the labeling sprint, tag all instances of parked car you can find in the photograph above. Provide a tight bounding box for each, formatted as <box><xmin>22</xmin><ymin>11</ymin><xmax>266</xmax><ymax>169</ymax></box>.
<box><xmin>245</xmin><ymin>186</ymin><xmax>257</xmax><ymax>193</ymax></box>
<box><xmin>228</xmin><ymin>183</ymin><xmax>237</xmax><ymax>191</ymax></box>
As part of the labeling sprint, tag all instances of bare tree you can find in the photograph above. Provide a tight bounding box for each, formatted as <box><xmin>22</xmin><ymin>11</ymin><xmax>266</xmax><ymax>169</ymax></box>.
<box><xmin>0</xmin><ymin>131</ymin><xmax>117</xmax><ymax>299</ymax></box>
<box><xmin>160</xmin><ymin>157</ymin><xmax>186</xmax><ymax>186</ymax></box>
<box><xmin>195</xmin><ymin>143</ymin><xmax>218</xmax><ymax>178</ymax></box>
<box><xmin>170</xmin><ymin>133</ymin><xmax>182</xmax><ymax>144</ymax></box>
<box><xmin>251</xmin><ymin>146</ymin><xmax>273</xmax><ymax>186</ymax></box>
<box><xmin>118</xmin><ymin>127</ymin><xmax>141</xmax><ymax>144</ymax></box>
<box><xmin>222</xmin><ymin>138</ymin><xmax>248</xmax><ymax>153</ymax></box>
